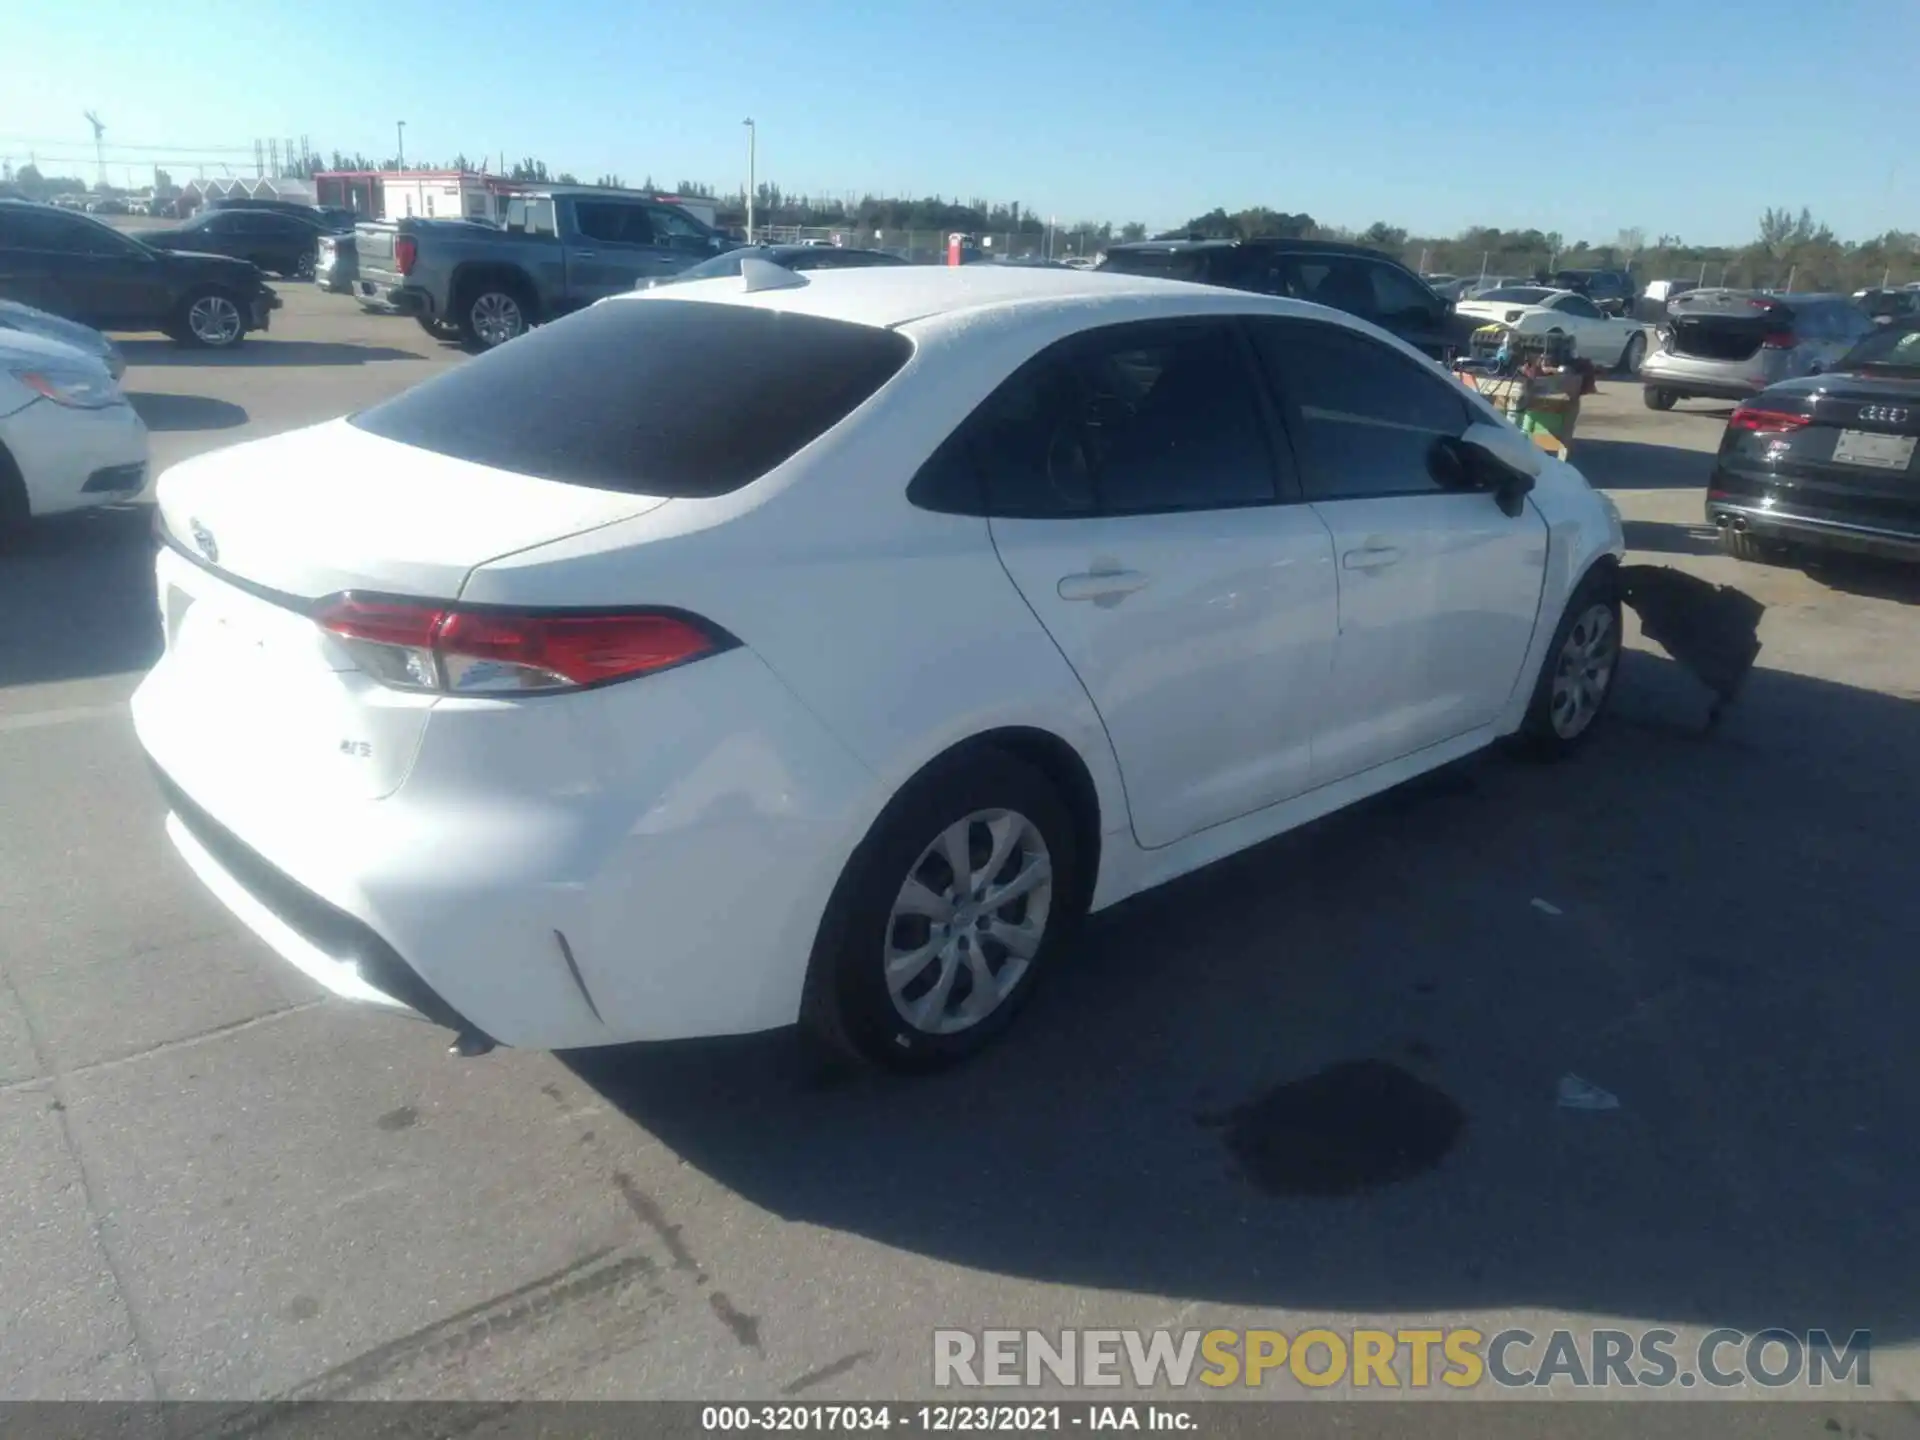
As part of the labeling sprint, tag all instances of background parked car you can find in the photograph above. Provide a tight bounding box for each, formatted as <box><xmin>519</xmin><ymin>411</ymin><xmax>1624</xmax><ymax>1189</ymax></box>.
<box><xmin>1454</xmin><ymin>286</ymin><xmax>1650</xmax><ymax>371</ymax></box>
<box><xmin>346</xmin><ymin>187</ymin><xmax>731</xmax><ymax>349</ymax></box>
<box><xmin>1635</xmin><ymin>279</ymin><xmax>1698</xmax><ymax>322</ymax></box>
<box><xmin>0</xmin><ymin>199</ymin><xmax>280</xmax><ymax>349</ymax></box>
<box><xmin>0</xmin><ymin>297</ymin><xmax>125</xmax><ymax>378</ymax></box>
<box><xmin>1854</xmin><ymin>287</ymin><xmax>1920</xmax><ymax>325</ymax></box>
<box><xmin>646</xmin><ymin>243</ymin><xmax>910</xmax><ymax>287</ymax></box>
<box><xmin>1640</xmin><ymin>289</ymin><xmax>1879</xmax><ymax>410</ymax></box>
<box><xmin>1552</xmin><ymin>268</ymin><xmax>1635</xmax><ymax>316</ymax></box>
<box><xmin>1706</xmin><ymin>319</ymin><xmax>1920</xmax><ymax>565</ymax></box>
<box><xmin>0</xmin><ymin>325</ymin><xmax>149</xmax><ymax>534</ymax></box>
<box><xmin>315</xmin><ymin>231</ymin><xmax>357</xmax><ymax>295</ymax></box>
<box><xmin>135</xmin><ymin>208</ymin><xmax>328</xmax><ymax>280</ymax></box>
<box><xmin>1098</xmin><ymin>238</ymin><xmax>1468</xmax><ymax>359</ymax></box>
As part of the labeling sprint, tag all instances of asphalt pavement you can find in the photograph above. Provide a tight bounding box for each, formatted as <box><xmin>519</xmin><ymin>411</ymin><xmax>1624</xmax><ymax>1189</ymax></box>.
<box><xmin>4</xmin><ymin>288</ymin><xmax>1919</xmax><ymax>1414</ymax></box>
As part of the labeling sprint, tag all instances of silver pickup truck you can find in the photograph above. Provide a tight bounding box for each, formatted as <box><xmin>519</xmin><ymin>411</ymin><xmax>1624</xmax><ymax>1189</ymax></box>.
<box><xmin>346</xmin><ymin>187</ymin><xmax>730</xmax><ymax>348</ymax></box>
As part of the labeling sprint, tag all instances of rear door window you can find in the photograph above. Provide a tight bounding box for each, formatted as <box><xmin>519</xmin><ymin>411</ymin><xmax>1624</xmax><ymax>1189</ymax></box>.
<box><xmin>350</xmin><ymin>298</ymin><xmax>912</xmax><ymax>497</ymax></box>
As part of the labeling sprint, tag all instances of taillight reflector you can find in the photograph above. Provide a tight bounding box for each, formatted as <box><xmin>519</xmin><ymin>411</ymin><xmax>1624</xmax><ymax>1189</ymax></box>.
<box><xmin>312</xmin><ymin>594</ymin><xmax>731</xmax><ymax>695</ymax></box>
<box><xmin>395</xmin><ymin>236</ymin><xmax>418</xmax><ymax>275</ymax></box>
<box><xmin>1728</xmin><ymin>407</ymin><xmax>1811</xmax><ymax>434</ymax></box>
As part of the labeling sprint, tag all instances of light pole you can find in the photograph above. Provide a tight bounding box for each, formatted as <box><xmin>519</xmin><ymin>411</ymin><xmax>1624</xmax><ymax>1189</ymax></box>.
<box><xmin>742</xmin><ymin>118</ymin><xmax>756</xmax><ymax>244</ymax></box>
<box><xmin>396</xmin><ymin>121</ymin><xmax>406</xmax><ymax>171</ymax></box>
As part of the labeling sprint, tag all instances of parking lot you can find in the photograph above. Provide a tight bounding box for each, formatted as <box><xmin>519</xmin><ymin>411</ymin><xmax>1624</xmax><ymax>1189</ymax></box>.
<box><xmin>4</xmin><ymin>285</ymin><xmax>1920</xmax><ymax>1408</ymax></box>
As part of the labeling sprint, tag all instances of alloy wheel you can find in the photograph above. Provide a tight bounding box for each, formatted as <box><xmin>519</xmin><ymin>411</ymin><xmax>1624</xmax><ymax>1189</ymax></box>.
<box><xmin>884</xmin><ymin>809</ymin><xmax>1053</xmax><ymax>1036</ymax></box>
<box><xmin>1549</xmin><ymin>603</ymin><xmax>1619</xmax><ymax>739</ymax></box>
<box><xmin>471</xmin><ymin>293</ymin><xmax>525</xmax><ymax>347</ymax></box>
<box><xmin>187</xmin><ymin>295</ymin><xmax>243</xmax><ymax>346</ymax></box>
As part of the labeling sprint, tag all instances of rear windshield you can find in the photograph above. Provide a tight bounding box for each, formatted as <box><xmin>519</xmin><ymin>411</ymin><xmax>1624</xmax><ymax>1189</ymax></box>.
<box><xmin>1097</xmin><ymin>248</ymin><xmax>1219</xmax><ymax>283</ymax></box>
<box><xmin>350</xmin><ymin>298</ymin><xmax>912</xmax><ymax>497</ymax></box>
<box><xmin>1838</xmin><ymin>325</ymin><xmax>1920</xmax><ymax>372</ymax></box>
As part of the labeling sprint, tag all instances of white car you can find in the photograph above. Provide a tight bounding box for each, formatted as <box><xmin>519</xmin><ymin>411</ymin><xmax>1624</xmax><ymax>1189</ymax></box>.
<box><xmin>0</xmin><ymin>328</ymin><xmax>148</xmax><ymax>529</ymax></box>
<box><xmin>1455</xmin><ymin>285</ymin><xmax>1650</xmax><ymax>371</ymax></box>
<box><xmin>132</xmin><ymin>264</ymin><xmax>1626</xmax><ymax>1069</ymax></box>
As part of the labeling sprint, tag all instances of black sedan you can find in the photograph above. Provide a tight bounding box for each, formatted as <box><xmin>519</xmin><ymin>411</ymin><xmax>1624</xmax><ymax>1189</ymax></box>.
<box><xmin>1</xmin><ymin>200</ymin><xmax>279</xmax><ymax>348</ymax></box>
<box><xmin>1707</xmin><ymin>322</ymin><xmax>1920</xmax><ymax>565</ymax></box>
<box><xmin>134</xmin><ymin>208</ymin><xmax>328</xmax><ymax>280</ymax></box>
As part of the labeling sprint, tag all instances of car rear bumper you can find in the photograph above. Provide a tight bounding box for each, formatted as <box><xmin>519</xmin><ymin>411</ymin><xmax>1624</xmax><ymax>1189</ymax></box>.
<box><xmin>130</xmin><ymin>622</ymin><xmax>881</xmax><ymax>1051</ymax></box>
<box><xmin>351</xmin><ymin>270</ymin><xmax>428</xmax><ymax>314</ymax></box>
<box><xmin>0</xmin><ymin>398</ymin><xmax>149</xmax><ymax>517</ymax></box>
<box><xmin>1706</xmin><ymin>499</ymin><xmax>1920</xmax><ymax>562</ymax></box>
<box><xmin>1641</xmin><ymin>375</ymin><xmax>1766</xmax><ymax>402</ymax></box>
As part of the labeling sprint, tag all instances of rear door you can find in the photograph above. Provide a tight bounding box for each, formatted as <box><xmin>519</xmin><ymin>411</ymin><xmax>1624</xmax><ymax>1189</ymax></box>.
<box><xmin>1250</xmin><ymin>316</ymin><xmax>1548</xmax><ymax>785</ymax></box>
<box><xmin>958</xmin><ymin>316</ymin><xmax>1339</xmax><ymax>848</ymax></box>
<box><xmin>0</xmin><ymin>205</ymin><xmax>69</xmax><ymax>311</ymax></box>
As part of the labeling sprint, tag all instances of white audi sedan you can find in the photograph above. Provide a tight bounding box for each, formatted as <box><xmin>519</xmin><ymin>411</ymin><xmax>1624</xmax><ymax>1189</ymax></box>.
<box><xmin>133</xmin><ymin>263</ymin><xmax>1625</xmax><ymax>1069</ymax></box>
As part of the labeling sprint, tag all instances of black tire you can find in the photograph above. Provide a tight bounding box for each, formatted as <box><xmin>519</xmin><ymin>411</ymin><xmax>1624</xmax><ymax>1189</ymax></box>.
<box><xmin>456</xmin><ymin>280</ymin><xmax>534</xmax><ymax>350</ymax></box>
<box><xmin>0</xmin><ymin>441</ymin><xmax>29</xmax><ymax>546</ymax></box>
<box><xmin>803</xmin><ymin>747</ymin><xmax>1083</xmax><ymax>1072</ymax></box>
<box><xmin>1518</xmin><ymin>569</ymin><xmax>1622</xmax><ymax>760</ymax></box>
<box><xmin>1618</xmin><ymin>332</ymin><xmax>1646</xmax><ymax>376</ymax></box>
<box><xmin>174</xmin><ymin>289</ymin><xmax>248</xmax><ymax>349</ymax></box>
<box><xmin>1643</xmin><ymin>386</ymin><xmax>1677</xmax><ymax>411</ymax></box>
<box><xmin>415</xmin><ymin>314</ymin><xmax>462</xmax><ymax>342</ymax></box>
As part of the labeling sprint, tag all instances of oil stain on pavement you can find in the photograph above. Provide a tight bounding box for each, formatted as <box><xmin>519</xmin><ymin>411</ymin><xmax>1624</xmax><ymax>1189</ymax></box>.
<box><xmin>1204</xmin><ymin>1059</ymin><xmax>1466</xmax><ymax>1197</ymax></box>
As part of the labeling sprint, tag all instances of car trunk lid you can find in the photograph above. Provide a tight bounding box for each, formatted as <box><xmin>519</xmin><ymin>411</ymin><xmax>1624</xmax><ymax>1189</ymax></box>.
<box><xmin>1666</xmin><ymin>289</ymin><xmax>1792</xmax><ymax>362</ymax></box>
<box><xmin>146</xmin><ymin>421</ymin><xmax>670</xmax><ymax>801</ymax></box>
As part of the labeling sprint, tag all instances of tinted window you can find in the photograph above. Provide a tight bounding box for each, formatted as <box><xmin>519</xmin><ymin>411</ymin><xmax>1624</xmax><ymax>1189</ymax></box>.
<box><xmin>1838</xmin><ymin>324</ymin><xmax>1920</xmax><ymax>372</ymax></box>
<box><xmin>1368</xmin><ymin>262</ymin><xmax>1438</xmax><ymax>321</ymax></box>
<box><xmin>916</xmin><ymin>320</ymin><xmax>1276</xmax><ymax>518</ymax></box>
<box><xmin>0</xmin><ymin>207</ymin><xmax>85</xmax><ymax>250</ymax></box>
<box><xmin>1283</xmin><ymin>257</ymin><xmax>1380</xmax><ymax>319</ymax></box>
<box><xmin>1253</xmin><ymin>318</ymin><xmax>1469</xmax><ymax>501</ymax></box>
<box><xmin>574</xmin><ymin>202</ymin><xmax>645</xmax><ymax>244</ymax></box>
<box><xmin>1096</xmin><ymin>248</ymin><xmax>1220</xmax><ymax>285</ymax></box>
<box><xmin>651</xmin><ymin>206</ymin><xmax>710</xmax><ymax>241</ymax></box>
<box><xmin>351</xmin><ymin>299</ymin><xmax>912</xmax><ymax>497</ymax></box>
<box><xmin>1476</xmin><ymin>287</ymin><xmax>1555</xmax><ymax>304</ymax></box>
<box><xmin>1553</xmin><ymin>294</ymin><xmax>1604</xmax><ymax>319</ymax></box>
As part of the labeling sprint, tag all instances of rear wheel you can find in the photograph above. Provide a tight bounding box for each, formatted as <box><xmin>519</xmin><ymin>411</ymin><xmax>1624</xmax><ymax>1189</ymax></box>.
<box><xmin>457</xmin><ymin>284</ymin><xmax>532</xmax><ymax>349</ymax></box>
<box><xmin>0</xmin><ymin>441</ymin><xmax>29</xmax><ymax>546</ymax></box>
<box><xmin>1643</xmin><ymin>386</ymin><xmax>1676</xmax><ymax>411</ymax></box>
<box><xmin>804</xmin><ymin>748</ymin><xmax>1082</xmax><ymax>1072</ymax></box>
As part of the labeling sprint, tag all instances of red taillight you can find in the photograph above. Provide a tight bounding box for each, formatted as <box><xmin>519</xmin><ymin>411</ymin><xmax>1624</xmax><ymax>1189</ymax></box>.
<box><xmin>312</xmin><ymin>595</ymin><xmax>730</xmax><ymax>695</ymax></box>
<box><xmin>1760</xmin><ymin>330</ymin><xmax>1796</xmax><ymax>349</ymax></box>
<box><xmin>1728</xmin><ymin>407</ymin><xmax>1811</xmax><ymax>434</ymax></box>
<box><xmin>395</xmin><ymin>236</ymin><xmax>418</xmax><ymax>275</ymax></box>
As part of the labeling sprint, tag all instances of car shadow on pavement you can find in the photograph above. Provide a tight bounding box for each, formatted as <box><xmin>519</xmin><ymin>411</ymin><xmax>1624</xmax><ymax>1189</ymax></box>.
<box><xmin>0</xmin><ymin>504</ymin><xmax>159</xmax><ymax>688</ymax></box>
<box><xmin>128</xmin><ymin>392</ymin><xmax>249</xmax><ymax>433</ymax></box>
<box><xmin>1570</xmin><ymin>438</ymin><xmax>1713</xmax><ymax>490</ymax></box>
<box><xmin>118</xmin><ymin>340</ymin><xmax>424</xmax><ymax>367</ymax></box>
<box><xmin>568</xmin><ymin>648</ymin><xmax>1920</xmax><ymax>1341</ymax></box>
<box><xmin>1623</xmin><ymin>519</ymin><xmax>1724</xmax><ymax>557</ymax></box>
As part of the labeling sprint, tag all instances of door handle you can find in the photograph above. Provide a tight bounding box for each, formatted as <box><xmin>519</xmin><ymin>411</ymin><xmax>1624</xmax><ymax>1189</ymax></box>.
<box><xmin>1341</xmin><ymin>545</ymin><xmax>1403</xmax><ymax>572</ymax></box>
<box><xmin>1057</xmin><ymin>568</ymin><xmax>1151</xmax><ymax>602</ymax></box>
<box><xmin>572</xmin><ymin>250</ymin><xmax>598</xmax><ymax>259</ymax></box>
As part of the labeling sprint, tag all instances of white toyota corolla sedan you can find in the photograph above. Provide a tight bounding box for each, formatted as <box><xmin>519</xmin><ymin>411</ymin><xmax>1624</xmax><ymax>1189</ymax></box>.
<box><xmin>132</xmin><ymin>263</ymin><xmax>1625</xmax><ymax>1069</ymax></box>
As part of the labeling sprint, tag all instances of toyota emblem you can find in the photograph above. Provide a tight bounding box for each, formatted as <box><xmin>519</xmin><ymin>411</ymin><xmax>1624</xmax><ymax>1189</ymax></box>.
<box><xmin>189</xmin><ymin>518</ymin><xmax>219</xmax><ymax>564</ymax></box>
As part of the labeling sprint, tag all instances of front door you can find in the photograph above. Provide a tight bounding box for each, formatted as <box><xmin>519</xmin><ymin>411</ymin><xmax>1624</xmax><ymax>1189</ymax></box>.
<box><xmin>956</xmin><ymin>317</ymin><xmax>1339</xmax><ymax>849</ymax></box>
<box><xmin>565</xmin><ymin>201</ymin><xmax>665</xmax><ymax>300</ymax></box>
<box><xmin>1250</xmin><ymin>317</ymin><xmax>1548</xmax><ymax>785</ymax></box>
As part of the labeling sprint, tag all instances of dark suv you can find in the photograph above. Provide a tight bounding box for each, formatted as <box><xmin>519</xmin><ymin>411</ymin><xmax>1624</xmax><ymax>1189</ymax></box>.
<box><xmin>1096</xmin><ymin>238</ymin><xmax>1465</xmax><ymax>359</ymax></box>
<box><xmin>1552</xmin><ymin>269</ymin><xmax>1635</xmax><ymax>316</ymax></box>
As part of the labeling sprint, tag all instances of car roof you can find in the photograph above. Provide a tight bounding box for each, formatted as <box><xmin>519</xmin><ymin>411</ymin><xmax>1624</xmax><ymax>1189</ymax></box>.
<box><xmin>1463</xmin><ymin>286</ymin><xmax>1574</xmax><ymax>302</ymax></box>
<box><xmin>616</xmin><ymin>262</ymin><xmax>1331</xmax><ymax>334</ymax></box>
<box><xmin>1102</xmin><ymin>236</ymin><xmax>1394</xmax><ymax>260</ymax></box>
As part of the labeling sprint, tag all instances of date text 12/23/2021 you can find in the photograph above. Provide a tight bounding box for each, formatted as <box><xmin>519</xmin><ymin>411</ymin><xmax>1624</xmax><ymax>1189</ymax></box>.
<box><xmin>701</xmin><ymin>1407</ymin><xmax>1196</xmax><ymax>1432</ymax></box>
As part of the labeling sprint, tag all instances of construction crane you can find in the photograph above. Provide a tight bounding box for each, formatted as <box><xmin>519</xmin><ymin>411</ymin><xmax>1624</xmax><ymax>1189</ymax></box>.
<box><xmin>84</xmin><ymin>110</ymin><xmax>106</xmax><ymax>187</ymax></box>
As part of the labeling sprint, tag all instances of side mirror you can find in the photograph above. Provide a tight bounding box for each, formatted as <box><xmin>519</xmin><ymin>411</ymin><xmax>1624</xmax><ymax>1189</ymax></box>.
<box><xmin>1429</xmin><ymin>431</ymin><xmax>1538</xmax><ymax>518</ymax></box>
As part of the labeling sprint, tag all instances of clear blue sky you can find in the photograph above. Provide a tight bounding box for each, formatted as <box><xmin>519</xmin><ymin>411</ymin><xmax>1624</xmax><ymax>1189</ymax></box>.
<box><xmin>5</xmin><ymin>0</ymin><xmax>1915</xmax><ymax>245</ymax></box>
